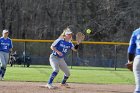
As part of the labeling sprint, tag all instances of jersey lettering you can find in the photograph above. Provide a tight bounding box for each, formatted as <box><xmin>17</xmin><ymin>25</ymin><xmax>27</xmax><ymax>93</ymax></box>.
<box><xmin>51</xmin><ymin>39</ymin><xmax>73</xmax><ymax>58</ymax></box>
<box><xmin>62</xmin><ymin>48</ymin><xmax>68</xmax><ymax>53</ymax></box>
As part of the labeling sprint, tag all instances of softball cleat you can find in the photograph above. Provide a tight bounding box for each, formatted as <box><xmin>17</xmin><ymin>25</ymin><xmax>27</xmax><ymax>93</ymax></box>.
<box><xmin>60</xmin><ymin>83</ymin><xmax>70</xmax><ymax>88</ymax></box>
<box><xmin>46</xmin><ymin>84</ymin><xmax>56</xmax><ymax>89</ymax></box>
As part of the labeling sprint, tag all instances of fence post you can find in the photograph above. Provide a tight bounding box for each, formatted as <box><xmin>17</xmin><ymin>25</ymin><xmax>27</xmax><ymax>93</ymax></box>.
<box><xmin>71</xmin><ymin>51</ymin><xmax>73</xmax><ymax>69</ymax></box>
<box><xmin>23</xmin><ymin>42</ymin><xmax>26</xmax><ymax>67</ymax></box>
<box><xmin>114</xmin><ymin>45</ymin><xmax>117</xmax><ymax>70</ymax></box>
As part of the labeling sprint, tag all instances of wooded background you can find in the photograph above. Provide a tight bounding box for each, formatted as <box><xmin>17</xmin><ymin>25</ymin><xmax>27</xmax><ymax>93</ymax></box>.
<box><xmin>0</xmin><ymin>0</ymin><xmax>140</xmax><ymax>67</ymax></box>
<box><xmin>0</xmin><ymin>0</ymin><xmax>140</xmax><ymax>41</ymax></box>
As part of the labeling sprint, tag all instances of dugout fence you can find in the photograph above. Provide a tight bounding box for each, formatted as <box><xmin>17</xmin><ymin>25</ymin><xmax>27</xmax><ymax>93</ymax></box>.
<box><xmin>11</xmin><ymin>39</ymin><xmax>129</xmax><ymax>69</ymax></box>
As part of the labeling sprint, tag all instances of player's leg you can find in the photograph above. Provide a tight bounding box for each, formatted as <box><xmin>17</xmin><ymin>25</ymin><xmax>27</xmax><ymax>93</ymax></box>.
<box><xmin>0</xmin><ymin>54</ymin><xmax>2</xmax><ymax>79</ymax></box>
<box><xmin>0</xmin><ymin>52</ymin><xmax>6</xmax><ymax>80</ymax></box>
<box><xmin>1</xmin><ymin>52</ymin><xmax>9</xmax><ymax>79</ymax></box>
<box><xmin>59</xmin><ymin>58</ymin><xmax>70</xmax><ymax>85</ymax></box>
<box><xmin>47</xmin><ymin>54</ymin><xmax>60</xmax><ymax>88</ymax></box>
<box><xmin>133</xmin><ymin>55</ymin><xmax>140</xmax><ymax>93</ymax></box>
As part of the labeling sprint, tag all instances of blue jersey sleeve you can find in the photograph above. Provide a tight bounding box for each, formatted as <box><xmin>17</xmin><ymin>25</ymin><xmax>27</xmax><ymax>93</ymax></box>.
<box><xmin>51</xmin><ymin>39</ymin><xmax>61</xmax><ymax>47</ymax></box>
<box><xmin>128</xmin><ymin>32</ymin><xmax>136</xmax><ymax>54</ymax></box>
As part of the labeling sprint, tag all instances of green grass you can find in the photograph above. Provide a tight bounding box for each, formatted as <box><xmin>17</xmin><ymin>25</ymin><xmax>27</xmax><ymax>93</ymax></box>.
<box><xmin>5</xmin><ymin>65</ymin><xmax>135</xmax><ymax>84</ymax></box>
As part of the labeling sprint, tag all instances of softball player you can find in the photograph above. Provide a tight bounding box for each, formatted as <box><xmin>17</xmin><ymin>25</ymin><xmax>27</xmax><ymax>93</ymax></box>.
<box><xmin>128</xmin><ymin>27</ymin><xmax>140</xmax><ymax>93</ymax></box>
<box><xmin>0</xmin><ymin>29</ymin><xmax>13</xmax><ymax>80</ymax></box>
<box><xmin>46</xmin><ymin>27</ymin><xmax>80</xmax><ymax>89</ymax></box>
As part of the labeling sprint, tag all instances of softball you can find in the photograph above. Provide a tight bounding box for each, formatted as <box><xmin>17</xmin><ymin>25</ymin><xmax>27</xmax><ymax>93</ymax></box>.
<box><xmin>86</xmin><ymin>29</ymin><xmax>91</xmax><ymax>34</ymax></box>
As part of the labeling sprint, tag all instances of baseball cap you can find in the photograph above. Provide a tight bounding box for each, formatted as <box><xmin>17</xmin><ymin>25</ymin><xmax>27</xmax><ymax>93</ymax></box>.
<box><xmin>65</xmin><ymin>31</ymin><xmax>72</xmax><ymax>35</ymax></box>
<box><xmin>2</xmin><ymin>29</ymin><xmax>9</xmax><ymax>34</ymax></box>
<box><xmin>64</xmin><ymin>28</ymin><xmax>72</xmax><ymax>35</ymax></box>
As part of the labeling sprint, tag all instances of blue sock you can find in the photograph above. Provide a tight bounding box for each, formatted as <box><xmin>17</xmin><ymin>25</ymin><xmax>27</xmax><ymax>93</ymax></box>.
<box><xmin>48</xmin><ymin>71</ymin><xmax>58</xmax><ymax>84</ymax></box>
<box><xmin>61</xmin><ymin>75</ymin><xmax>69</xmax><ymax>84</ymax></box>
<box><xmin>0</xmin><ymin>69</ymin><xmax>2</xmax><ymax>75</ymax></box>
<box><xmin>1</xmin><ymin>68</ymin><xmax>6</xmax><ymax>78</ymax></box>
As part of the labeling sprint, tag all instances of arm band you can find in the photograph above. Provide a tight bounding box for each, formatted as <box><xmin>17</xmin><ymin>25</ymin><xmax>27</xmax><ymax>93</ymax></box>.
<box><xmin>74</xmin><ymin>44</ymin><xmax>79</xmax><ymax>49</ymax></box>
<box><xmin>128</xmin><ymin>53</ymin><xmax>135</xmax><ymax>61</ymax></box>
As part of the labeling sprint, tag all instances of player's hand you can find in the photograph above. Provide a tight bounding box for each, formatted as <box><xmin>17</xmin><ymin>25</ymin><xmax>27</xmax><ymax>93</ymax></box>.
<box><xmin>76</xmin><ymin>40</ymin><xmax>82</xmax><ymax>44</ymax></box>
<box><xmin>57</xmin><ymin>51</ymin><xmax>63</xmax><ymax>56</ymax></box>
<box><xmin>76</xmin><ymin>32</ymin><xmax>85</xmax><ymax>44</ymax></box>
<box><xmin>125</xmin><ymin>61</ymin><xmax>133</xmax><ymax>71</ymax></box>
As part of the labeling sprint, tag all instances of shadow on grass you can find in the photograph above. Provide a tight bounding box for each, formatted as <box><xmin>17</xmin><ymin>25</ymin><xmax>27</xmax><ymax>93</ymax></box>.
<box><xmin>7</xmin><ymin>64</ymin><xmax>52</xmax><ymax>69</ymax></box>
<box><xmin>7</xmin><ymin>64</ymin><xmax>128</xmax><ymax>71</ymax></box>
<box><xmin>70</xmin><ymin>66</ymin><xmax>128</xmax><ymax>71</ymax></box>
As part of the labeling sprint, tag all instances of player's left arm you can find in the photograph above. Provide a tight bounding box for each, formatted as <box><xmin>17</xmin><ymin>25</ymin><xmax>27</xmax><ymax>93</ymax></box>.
<box><xmin>72</xmin><ymin>46</ymin><xmax>78</xmax><ymax>52</ymax></box>
<box><xmin>71</xmin><ymin>42</ymin><xmax>80</xmax><ymax>52</ymax></box>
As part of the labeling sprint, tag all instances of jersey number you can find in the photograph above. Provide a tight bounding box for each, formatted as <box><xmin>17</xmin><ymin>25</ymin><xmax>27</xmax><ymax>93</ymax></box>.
<box><xmin>62</xmin><ymin>48</ymin><xmax>67</xmax><ymax>53</ymax></box>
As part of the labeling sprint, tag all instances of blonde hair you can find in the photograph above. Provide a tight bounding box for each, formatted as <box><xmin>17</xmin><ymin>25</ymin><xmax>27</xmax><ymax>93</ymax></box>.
<box><xmin>58</xmin><ymin>27</ymin><xmax>73</xmax><ymax>41</ymax></box>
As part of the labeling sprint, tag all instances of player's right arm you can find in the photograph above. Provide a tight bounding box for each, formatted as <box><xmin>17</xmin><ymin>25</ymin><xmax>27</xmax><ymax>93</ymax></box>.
<box><xmin>51</xmin><ymin>46</ymin><xmax>63</xmax><ymax>56</ymax></box>
<box><xmin>127</xmin><ymin>31</ymin><xmax>136</xmax><ymax>62</ymax></box>
<box><xmin>51</xmin><ymin>39</ymin><xmax>63</xmax><ymax>56</ymax></box>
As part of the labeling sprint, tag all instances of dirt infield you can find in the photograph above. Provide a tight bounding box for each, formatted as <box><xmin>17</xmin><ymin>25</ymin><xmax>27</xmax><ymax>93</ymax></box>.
<box><xmin>0</xmin><ymin>81</ymin><xmax>135</xmax><ymax>93</ymax></box>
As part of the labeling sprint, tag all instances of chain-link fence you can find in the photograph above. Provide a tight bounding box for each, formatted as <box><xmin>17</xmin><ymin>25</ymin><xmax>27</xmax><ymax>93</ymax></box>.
<box><xmin>11</xmin><ymin>39</ymin><xmax>128</xmax><ymax>69</ymax></box>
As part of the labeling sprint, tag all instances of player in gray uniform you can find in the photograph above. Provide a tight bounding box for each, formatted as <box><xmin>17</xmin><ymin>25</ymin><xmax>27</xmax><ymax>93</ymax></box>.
<box><xmin>46</xmin><ymin>27</ymin><xmax>81</xmax><ymax>89</ymax></box>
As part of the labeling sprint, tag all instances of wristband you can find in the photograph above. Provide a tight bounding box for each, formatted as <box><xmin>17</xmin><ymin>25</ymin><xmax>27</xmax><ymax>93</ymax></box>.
<box><xmin>74</xmin><ymin>44</ymin><xmax>79</xmax><ymax>49</ymax></box>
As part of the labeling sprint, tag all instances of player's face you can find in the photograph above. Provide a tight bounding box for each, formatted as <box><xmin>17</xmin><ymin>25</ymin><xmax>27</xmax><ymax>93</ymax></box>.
<box><xmin>4</xmin><ymin>32</ymin><xmax>9</xmax><ymax>37</ymax></box>
<box><xmin>65</xmin><ymin>34</ymin><xmax>72</xmax><ymax>39</ymax></box>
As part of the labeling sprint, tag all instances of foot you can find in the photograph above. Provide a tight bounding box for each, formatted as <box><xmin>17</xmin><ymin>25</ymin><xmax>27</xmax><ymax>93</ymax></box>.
<box><xmin>45</xmin><ymin>84</ymin><xmax>56</xmax><ymax>89</ymax></box>
<box><xmin>60</xmin><ymin>83</ymin><xmax>70</xmax><ymax>88</ymax></box>
<box><xmin>1</xmin><ymin>77</ymin><xmax>4</xmax><ymax>81</ymax></box>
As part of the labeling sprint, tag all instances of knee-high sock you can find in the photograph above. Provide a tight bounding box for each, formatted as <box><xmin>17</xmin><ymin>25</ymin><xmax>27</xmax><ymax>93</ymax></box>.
<box><xmin>1</xmin><ymin>67</ymin><xmax>6</xmax><ymax>78</ymax></box>
<box><xmin>0</xmin><ymin>69</ymin><xmax>2</xmax><ymax>76</ymax></box>
<box><xmin>61</xmin><ymin>75</ymin><xmax>69</xmax><ymax>84</ymax></box>
<box><xmin>48</xmin><ymin>71</ymin><xmax>58</xmax><ymax>84</ymax></box>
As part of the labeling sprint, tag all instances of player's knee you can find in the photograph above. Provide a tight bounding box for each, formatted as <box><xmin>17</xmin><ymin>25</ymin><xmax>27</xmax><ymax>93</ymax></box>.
<box><xmin>0</xmin><ymin>61</ymin><xmax>6</xmax><ymax>67</ymax></box>
<box><xmin>66</xmin><ymin>72</ymin><xmax>70</xmax><ymax>77</ymax></box>
<box><xmin>1</xmin><ymin>65</ymin><xmax>6</xmax><ymax>69</ymax></box>
<box><xmin>54</xmin><ymin>69</ymin><xmax>59</xmax><ymax>73</ymax></box>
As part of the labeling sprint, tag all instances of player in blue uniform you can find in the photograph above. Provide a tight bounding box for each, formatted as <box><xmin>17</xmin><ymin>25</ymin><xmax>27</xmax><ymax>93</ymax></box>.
<box><xmin>128</xmin><ymin>27</ymin><xmax>140</xmax><ymax>93</ymax></box>
<box><xmin>46</xmin><ymin>27</ymin><xmax>81</xmax><ymax>89</ymax></box>
<box><xmin>0</xmin><ymin>29</ymin><xmax>13</xmax><ymax>80</ymax></box>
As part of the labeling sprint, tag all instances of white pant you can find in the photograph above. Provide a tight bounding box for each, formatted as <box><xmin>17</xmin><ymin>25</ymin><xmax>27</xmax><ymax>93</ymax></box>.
<box><xmin>0</xmin><ymin>51</ymin><xmax>9</xmax><ymax>68</ymax></box>
<box><xmin>49</xmin><ymin>54</ymin><xmax>70</xmax><ymax>77</ymax></box>
<box><xmin>133</xmin><ymin>55</ymin><xmax>140</xmax><ymax>93</ymax></box>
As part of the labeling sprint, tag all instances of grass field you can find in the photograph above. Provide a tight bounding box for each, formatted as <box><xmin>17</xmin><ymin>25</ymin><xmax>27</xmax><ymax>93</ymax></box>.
<box><xmin>5</xmin><ymin>65</ymin><xmax>135</xmax><ymax>84</ymax></box>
